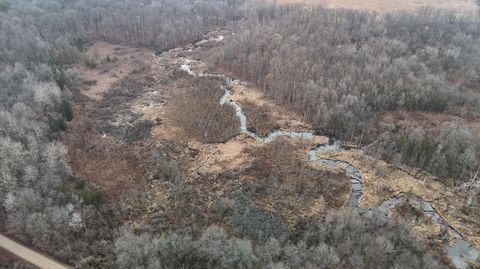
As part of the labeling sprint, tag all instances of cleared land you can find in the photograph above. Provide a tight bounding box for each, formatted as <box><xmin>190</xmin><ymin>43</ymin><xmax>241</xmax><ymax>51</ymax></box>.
<box><xmin>269</xmin><ymin>0</ymin><xmax>478</xmax><ymax>12</ymax></box>
<box><xmin>64</xmin><ymin>43</ymin><xmax>155</xmax><ymax>196</ymax></box>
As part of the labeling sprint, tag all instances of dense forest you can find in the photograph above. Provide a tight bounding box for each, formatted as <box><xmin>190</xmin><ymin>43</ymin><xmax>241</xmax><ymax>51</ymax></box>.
<box><xmin>114</xmin><ymin>212</ymin><xmax>443</xmax><ymax>269</ymax></box>
<box><xmin>0</xmin><ymin>0</ymin><xmax>479</xmax><ymax>268</ymax></box>
<box><xmin>0</xmin><ymin>0</ymin><xmax>246</xmax><ymax>267</ymax></box>
<box><xmin>216</xmin><ymin>5</ymin><xmax>480</xmax><ymax>182</ymax></box>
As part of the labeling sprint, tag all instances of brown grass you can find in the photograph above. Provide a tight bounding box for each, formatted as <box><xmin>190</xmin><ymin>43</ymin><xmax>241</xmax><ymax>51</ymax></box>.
<box><xmin>241</xmin><ymin>100</ymin><xmax>280</xmax><ymax>136</ymax></box>
<box><xmin>63</xmin><ymin>36</ymin><xmax>480</xmax><ymax>253</ymax></box>
<box><xmin>68</xmin><ymin>42</ymin><xmax>152</xmax><ymax>101</ymax></box>
<box><xmin>230</xmin><ymin>84</ymin><xmax>312</xmax><ymax>131</ymax></box>
<box><xmin>63</xmin><ymin>95</ymin><xmax>152</xmax><ymax>197</ymax></box>
<box><xmin>244</xmin><ymin>138</ymin><xmax>350</xmax><ymax>213</ymax></box>
<box><xmin>69</xmin><ymin>142</ymin><xmax>147</xmax><ymax>196</ymax></box>
<box><xmin>266</xmin><ymin>0</ymin><xmax>478</xmax><ymax>13</ymax></box>
<box><xmin>166</xmin><ymin>77</ymin><xmax>240</xmax><ymax>144</ymax></box>
<box><xmin>315</xmin><ymin>148</ymin><xmax>480</xmax><ymax>248</ymax></box>
<box><xmin>63</xmin><ymin>42</ymin><xmax>157</xmax><ymax>197</ymax></box>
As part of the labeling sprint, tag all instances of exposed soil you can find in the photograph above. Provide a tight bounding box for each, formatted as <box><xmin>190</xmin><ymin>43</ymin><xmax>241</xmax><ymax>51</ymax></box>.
<box><xmin>69</xmin><ymin>42</ymin><xmax>150</xmax><ymax>101</ymax></box>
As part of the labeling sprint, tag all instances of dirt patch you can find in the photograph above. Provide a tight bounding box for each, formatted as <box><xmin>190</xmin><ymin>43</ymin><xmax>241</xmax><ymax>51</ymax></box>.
<box><xmin>68</xmin><ymin>42</ymin><xmax>152</xmax><ymax>101</ymax></box>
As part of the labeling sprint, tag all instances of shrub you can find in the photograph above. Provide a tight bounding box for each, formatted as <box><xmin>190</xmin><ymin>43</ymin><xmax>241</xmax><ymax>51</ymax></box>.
<box><xmin>241</xmin><ymin>100</ymin><xmax>279</xmax><ymax>137</ymax></box>
<box><xmin>0</xmin><ymin>1</ymin><xmax>9</xmax><ymax>12</ymax></box>
<box><xmin>47</xmin><ymin>114</ymin><xmax>67</xmax><ymax>134</ymax></box>
<box><xmin>61</xmin><ymin>99</ymin><xmax>74</xmax><ymax>122</ymax></box>
<box><xmin>84</xmin><ymin>58</ymin><xmax>97</xmax><ymax>69</ymax></box>
<box><xmin>83</xmin><ymin>191</ymin><xmax>106</xmax><ymax>206</ymax></box>
<box><xmin>74</xmin><ymin>38</ymin><xmax>86</xmax><ymax>52</ymax></box>
<box><xmin>122</xmin><ymin>120</ymin><xmax>155</xmax><ymax>143</ymax></box>
<box><xmin>75</xmin><ymin>180</ymin><xmax>86</xmax><ymax>190</ymax></box>
<box><xmin>396</xmin><ymin>200</ymin><xmax>423</xmax><ymax>220</ymax></box>
<box><xmin>55</xmin><ymin>69</ymin><xmax>69</xmax><ymax>91</ymax></box>
<box><xmin>231</xmin><ymin>196</ymin><xmax>288</xmax><ymax>242</ymax></box>
<box><xmin>167</xmin><ymin>77</ymin><xmax>239</xmax><ymax>143</ymax></box>
<box><xmin>395</xmin><ymin>135</ymin><xmax>438</xmax><ymax>169</ymax></box>
<box><xmin>153</xmin><ymin>158</ymin><xmax>180</xmax><ymax>182</ymax></box>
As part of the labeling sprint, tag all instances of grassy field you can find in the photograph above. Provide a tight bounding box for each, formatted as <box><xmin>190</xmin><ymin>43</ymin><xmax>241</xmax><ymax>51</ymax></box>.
<box><xmin>268</xmin><ymin>0</ymin><xmax>478</xmax><ymax>12</ymax></box>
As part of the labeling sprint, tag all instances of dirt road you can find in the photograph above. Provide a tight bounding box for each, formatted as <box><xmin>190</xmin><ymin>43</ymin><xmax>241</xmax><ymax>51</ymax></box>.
<box><xmin>0</xmin><ymin>234</ymin><xmax>71</xmax><ymax>269</ymax></box>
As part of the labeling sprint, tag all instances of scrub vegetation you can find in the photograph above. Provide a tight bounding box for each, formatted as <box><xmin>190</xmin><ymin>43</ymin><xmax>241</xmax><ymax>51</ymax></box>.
<box><xmin>0</xmin><ymin>0</ymin><xmax>479</xmax><ymax>268</ymax></box>
<box><xmin>216</xmin><ymin>5</ymin><xmax>480</xmax><ymax>182</ymax></box>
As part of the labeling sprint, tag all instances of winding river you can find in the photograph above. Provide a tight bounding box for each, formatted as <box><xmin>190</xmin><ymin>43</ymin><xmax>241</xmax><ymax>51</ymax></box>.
<box><xmin>173</xmin><ymin>33</ymin><xmax>479</xmax><ymax>268</ymax></box>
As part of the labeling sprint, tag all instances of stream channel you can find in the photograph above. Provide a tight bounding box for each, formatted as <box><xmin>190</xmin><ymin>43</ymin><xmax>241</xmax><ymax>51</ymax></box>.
<box><xmin>173</xmin><ymin>32</ymin><xmax>479</xmax><ymax>269</ymax></box>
